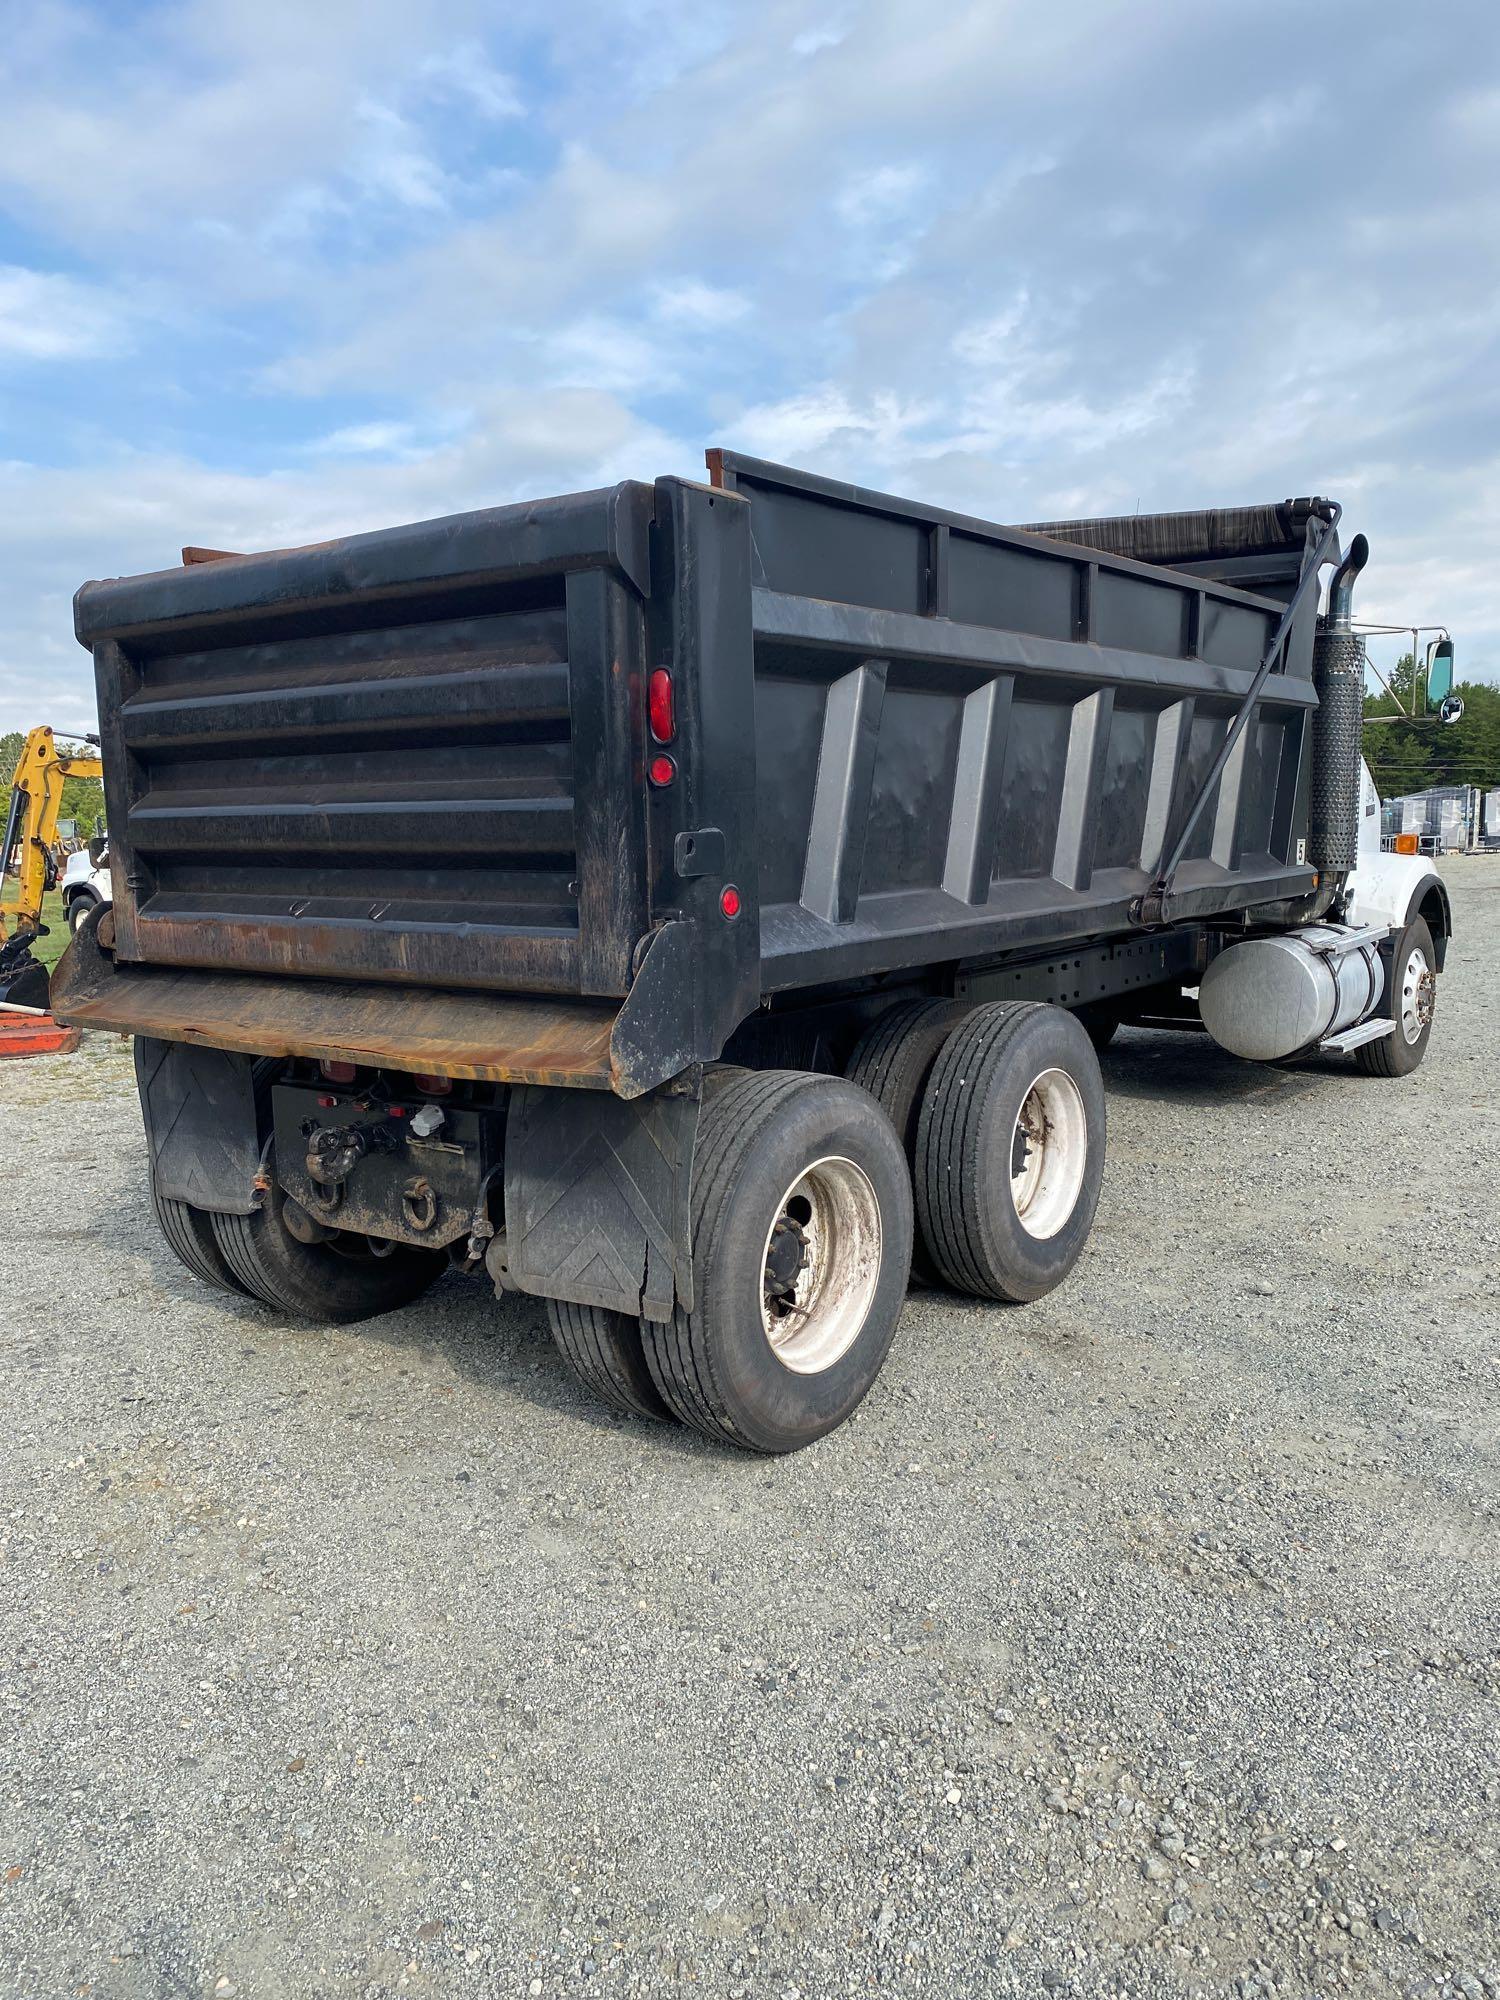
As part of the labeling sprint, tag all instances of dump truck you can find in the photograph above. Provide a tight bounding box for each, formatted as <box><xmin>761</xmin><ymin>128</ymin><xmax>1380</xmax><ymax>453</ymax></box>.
<box><xmin>52</xmin><ymin>452</ymin><xmax>1452</xmax><ymax>1452</ymax></box>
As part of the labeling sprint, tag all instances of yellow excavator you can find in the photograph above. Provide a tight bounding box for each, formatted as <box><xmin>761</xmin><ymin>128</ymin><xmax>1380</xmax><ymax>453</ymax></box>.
<box><xmin>0</xmin><ymin>725</ymin><xmax>105</xmax><ymax>1017</ymax></box>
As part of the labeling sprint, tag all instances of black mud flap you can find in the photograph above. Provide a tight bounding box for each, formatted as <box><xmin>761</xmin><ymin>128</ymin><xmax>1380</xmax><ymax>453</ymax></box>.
<box><xmin>135</xmin><ymin>1037</ymin><xmax>263</xmax><ymax>1215</ymax></box>
<box><xmin>503</xmin><ymin>1082</ymin><xmax>699</xmax><ymax>1322</ymax></box>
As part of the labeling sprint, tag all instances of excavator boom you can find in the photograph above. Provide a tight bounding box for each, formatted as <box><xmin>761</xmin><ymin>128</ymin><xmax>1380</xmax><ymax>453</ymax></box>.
<box><xmin>0</xmin><ymin>726</ymin><xmax>104</xmax><ymax>1020</ymax></box>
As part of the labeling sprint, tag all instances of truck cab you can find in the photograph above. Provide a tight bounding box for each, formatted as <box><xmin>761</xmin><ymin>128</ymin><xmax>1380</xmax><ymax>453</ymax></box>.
<box><xmin>60</xmin><ymin>835</ymin><xmax>111</xmax><ymax>933</ymax></box>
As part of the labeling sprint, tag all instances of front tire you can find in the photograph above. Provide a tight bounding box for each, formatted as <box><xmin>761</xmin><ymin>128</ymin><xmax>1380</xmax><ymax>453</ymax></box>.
<box><xmin>67</xmin><ymin>894</ymin><xmax>101</xmax><ymax>935</ymax></box>
<box><xmin>210</xmin><ymin>1155</ymin><xmax>445</xmax><ymax>1322</ymax></box>
<box><xmin>1354</xmin><ymin>915</ymin><xmax>1436</xmax><ymax>1077</ymax></box>
<box><xmin>916</xmin><ymin>1002</ymin><xmax>1105</xmax><ymax>1303</ymax></box>
<box><xmin>643</xmin><ymin>1070</ymin><xmax>913</xmax><ymax>1453</ymax></box>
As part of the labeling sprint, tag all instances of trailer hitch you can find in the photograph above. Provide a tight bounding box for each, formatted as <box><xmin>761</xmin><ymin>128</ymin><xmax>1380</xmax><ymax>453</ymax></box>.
<box><xmin>306</xmin><ymin>1119</ymin><xmax>399</xmax><ymax>1188</ymax></box>
<box><xmin>1131</xmin><ymin>499</ymin><xmax>1343</xmax><ymax>929</ymax></box>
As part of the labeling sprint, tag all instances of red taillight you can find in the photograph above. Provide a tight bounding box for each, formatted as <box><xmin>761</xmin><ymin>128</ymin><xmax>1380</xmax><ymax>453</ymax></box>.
<box><xmin>320</xmin><ymin>1059</ymin><xmax>357</xmax><ymax>1084</ymax></box>
<box><xmin>720</xmin><ymin>884</ymin><xmax>742</xmax><ymax>920</ymax></box>
<box><xmin>649</xmin><ymin>753</ymin><xmax>676</xmax><ymax>787</ymax></box>
<box><xmin>648</xmin><ymin>668</ymin><xmax>675</xmax><ymax>744</ymax></box>
<box><xmin>411</xmin><ymin>1072</ymin><xmax>452</xmax><ymax>1095</ymax></box>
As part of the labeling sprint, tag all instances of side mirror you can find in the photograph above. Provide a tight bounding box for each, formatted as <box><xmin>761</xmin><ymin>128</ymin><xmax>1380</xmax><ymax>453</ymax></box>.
<box><xmin>1426</xmin><ymin>637</ymin><xmax>1455</xmax><ymax>704</ymax></box>
<box><xmin>88</xmin><ymin>834</ymin><xmax>109</xmax><ymax>868</ymax></box>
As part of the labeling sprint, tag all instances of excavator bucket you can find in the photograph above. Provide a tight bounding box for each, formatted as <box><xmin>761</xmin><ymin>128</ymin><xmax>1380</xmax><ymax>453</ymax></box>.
<box><xmin>0</xmin><ymin>933</ymin><xmax>51</xmax><ymax>1011</ymax></box>
<box><xmin>0</xmin><ymin>932</ymin><xmax>78</xmax><ymax>1055</ymax></box>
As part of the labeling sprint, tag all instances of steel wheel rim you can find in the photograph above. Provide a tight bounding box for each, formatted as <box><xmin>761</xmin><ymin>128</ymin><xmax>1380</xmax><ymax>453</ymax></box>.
<box><xmin>1400</xmin><ymin>944</ymin><xmax>1434</xmax><ymax>1045</ymax></box>
<box><xmin>759</xmin><ymin>1155</ymin><xmax>883</xmax><ymax>1374</ymax></box>
<box><xmin>1010</xmin><ymin>1068</ymin><xmax>1088</xmax><ymax>1240</ymax></box>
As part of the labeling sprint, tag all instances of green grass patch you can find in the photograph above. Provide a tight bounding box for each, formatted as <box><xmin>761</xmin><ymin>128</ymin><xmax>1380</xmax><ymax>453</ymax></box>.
<box><xmin>32</xmin><ymin>891</ymin><xmax>71</xmax><ymax>974</ymax></box>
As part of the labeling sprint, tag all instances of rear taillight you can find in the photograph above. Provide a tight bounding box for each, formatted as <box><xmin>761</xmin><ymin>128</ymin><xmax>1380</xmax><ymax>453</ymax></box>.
<box><xmin>320</xmin><ymin>1059</ymin><xmax>357</xmax><ymax>1084</ymax></box>
<box><xmin>649</xmin><ymin>753</ymin><xmax>676</xmax><ymax>787</ymax></box>
<box><xmin>648</xmin><ymin>668</ymin><xmax>675</xmax><ymax>743</ymax></box>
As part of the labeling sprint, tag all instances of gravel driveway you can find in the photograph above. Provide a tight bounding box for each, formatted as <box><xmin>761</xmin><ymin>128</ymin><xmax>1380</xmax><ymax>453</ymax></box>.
<box><xmin>2</xmin><ymin>858</ymin><xmax>1496</xmax><ymax>2000</ymax></box>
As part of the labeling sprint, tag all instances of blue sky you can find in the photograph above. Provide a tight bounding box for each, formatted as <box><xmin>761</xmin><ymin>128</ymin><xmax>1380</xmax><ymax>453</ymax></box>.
<box><xmin>2</xmin><ymin>0</ymin><xmax>1497</xmax><ymax>734</ymax></box>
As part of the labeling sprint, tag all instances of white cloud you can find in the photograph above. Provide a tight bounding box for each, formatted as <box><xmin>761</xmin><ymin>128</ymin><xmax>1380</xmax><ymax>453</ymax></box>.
<box><xmin>792</xmin><ymin>23</ymin><xmax>848</xmax><ymax>58</ymax></box>
<box><xmin>350</xmin><ymin>98</ymin><xmax>452</xmax><ymax>212</ymax></box>
<box><xmin>0</xmin><ymin>266</ymin><xmax>127</xmax><ymax>362</ymax></box>
<box><xmin>310</xmin><ymin>420</ymin><xmax>424</xmax><ymax>456</ymax></box>
<box><xmin>1183</xmin><ymin>86</ymin><xmax>1323</xmax><ymax>167</ymax></box>
<box><xmin>417</xmin><ymin>43</ymin><xmax>523</xmax><ymax>120</ymax></box>
<box><xmin>0</xmin><ymin>1</ymin><xmax>498</xmax><ymax>274</ymax></box>
<box><xmin>731</xmin><ymin>387</ymin><xmax>934</xmax><ymax>465</ymax></box>
<box><xmin>652</xmin><ymin>281</ymin><xmax>750</xmax><ymax>327</ymax></box>
<box><xmin>834</xmin><ymin>162</ymin><xmax>929</xmax><ymax>228</ymax></box>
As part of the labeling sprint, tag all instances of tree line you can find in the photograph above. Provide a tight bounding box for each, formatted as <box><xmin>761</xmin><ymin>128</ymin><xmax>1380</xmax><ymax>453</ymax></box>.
<box><xmin>1362</xmin><ymin>655</ymin><xmax>1500</xmax><ymax>802</ymax></box>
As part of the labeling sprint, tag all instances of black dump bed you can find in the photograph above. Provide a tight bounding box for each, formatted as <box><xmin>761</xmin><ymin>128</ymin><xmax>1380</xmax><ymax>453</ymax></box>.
<box><xmin>66</xmin><ymin>452</ymin><xmax>1333</xmax><ymax>1095</ymax></box>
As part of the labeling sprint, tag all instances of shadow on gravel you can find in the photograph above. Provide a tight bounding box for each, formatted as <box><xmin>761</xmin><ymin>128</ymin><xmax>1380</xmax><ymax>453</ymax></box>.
<box><xmin>101</xmin><ymin>1182</ymin><xmax>740</xmax><ymax>1459</ymax></box>
<box><xmin>1100</xmin><ymin>1028</ymin><xmax>1346</xmax><ymax>1104</ymax></box>
<box><xmin>356</xmin><ymin>1279</ymin><xmax>747</xmax><ymax>1459</ymax></box>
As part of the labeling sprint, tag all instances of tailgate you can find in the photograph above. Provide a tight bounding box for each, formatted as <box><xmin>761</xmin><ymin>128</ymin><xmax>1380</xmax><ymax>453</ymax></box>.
<box><xmin>76</xmin><ymin>485</ymin><xmax>654</xmax><ymax>998</ymax></box>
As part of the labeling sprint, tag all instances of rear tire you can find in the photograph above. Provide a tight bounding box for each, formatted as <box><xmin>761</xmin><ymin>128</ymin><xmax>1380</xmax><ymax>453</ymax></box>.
<box><xmin>149</xmin><ymin>1176</ymin><xmax>251</xmax><ymax>1297</ymax></box>
<box><xmin>643</xmin><ymin>1069</ymin><xmax>913</xmax><ymax>1453</ymax></box>
<box><xmin>845</xmin><ymin>997</ymin><xmax>967</xmax><ymax>1284</ymax></box>
<box><xmin>1354</xmin><ymin>915</ymin><xmax>1435</xmax><ymax>1077</ymax></box>
<box><xmin>546</xmin><ymin>1299</ymin><xmax>674</xmax><ymax>1423</ymax></box>
<box><xmin>916</xmin><ymin>1002</ymin><xmax>1105</xmax><ymax>1303</ymax></box>
<box><xmin>210</xmin><ymin>1155</ymin><xmax>445</xmax><ymax>1322</ymax></box>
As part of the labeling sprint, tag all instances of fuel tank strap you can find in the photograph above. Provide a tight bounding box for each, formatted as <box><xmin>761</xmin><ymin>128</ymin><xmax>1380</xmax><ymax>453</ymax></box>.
<box><xmin>51</xmin><ymin>915</ymin><xmax>620</xmax><ymax>1090</ymax></box>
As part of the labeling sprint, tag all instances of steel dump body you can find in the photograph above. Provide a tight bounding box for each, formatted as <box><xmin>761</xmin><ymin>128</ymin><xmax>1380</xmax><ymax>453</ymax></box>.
<box><xmin>70</xmin><ymin>453</ymin><xmax>1329</xmax><ymax>1096</ymax></box>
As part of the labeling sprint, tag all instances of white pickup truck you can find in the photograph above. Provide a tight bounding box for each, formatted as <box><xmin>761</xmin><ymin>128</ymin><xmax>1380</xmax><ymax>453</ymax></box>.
<box><xmin>59</xmin><ymin>836</ymin><xmax>110</xmax><ymax>933</ymax></box>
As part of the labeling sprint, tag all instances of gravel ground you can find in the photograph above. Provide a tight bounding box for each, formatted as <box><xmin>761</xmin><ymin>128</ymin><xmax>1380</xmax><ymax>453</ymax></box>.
<box><xmin>2</xmin><ymin>857</ymin><xmax>1496</xmax><ymax>2000</ymax></box>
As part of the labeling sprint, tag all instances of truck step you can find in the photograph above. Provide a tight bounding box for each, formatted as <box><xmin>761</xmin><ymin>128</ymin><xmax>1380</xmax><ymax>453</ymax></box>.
<box><xmin>1321</xmin><ymin>1017</ymin><xmax>1396</xmax><ymax>1054</ymax></box>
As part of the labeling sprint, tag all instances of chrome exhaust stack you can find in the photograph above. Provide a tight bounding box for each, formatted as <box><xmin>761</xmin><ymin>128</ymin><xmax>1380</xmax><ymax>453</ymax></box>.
<box><xmin>1308</xmin><ymin>533</ymin><xmax>1369</xmax><ymax>873</ymax></box>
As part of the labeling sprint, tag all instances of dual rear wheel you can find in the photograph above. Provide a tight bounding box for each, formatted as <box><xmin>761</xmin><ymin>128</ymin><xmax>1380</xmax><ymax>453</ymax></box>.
<box><xmin>551</xmin><ymin>1070</ymin><xmax>915</xmax><ymax>1453</ymax></box>
<box><xmin>150</xmin><ymin>1153</ymin><xmax>446</xmax><ymax>1320</ymax></box>
<box><xmin>546</xmin><ymin>1003</ymin><xmax>1106</xmax><ymax>1452</ymax></box>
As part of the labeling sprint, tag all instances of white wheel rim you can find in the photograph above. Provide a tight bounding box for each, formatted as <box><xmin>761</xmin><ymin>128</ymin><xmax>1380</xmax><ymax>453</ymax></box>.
<box><xmin>1399</xmin><ymin>945</ymin><xmax>1434</xmax><ymax>1045</ymax></box>
<box><xmin>759</xmin><ymin>1155</ymin><xmax>882</xmax><ymax>1375</ymax></box>
<box><xmin>1010</xmin><ymin>1068</ymin><xmax>1088</xmax><ymax>1240</ymax></box>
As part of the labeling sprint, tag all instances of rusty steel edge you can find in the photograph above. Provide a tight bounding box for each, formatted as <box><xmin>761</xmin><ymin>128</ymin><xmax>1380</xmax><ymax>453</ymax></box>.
<box><xmin>51</xmin><ymin>913</ymin><xmax>623</xmax><ymax>1093</ymax></box>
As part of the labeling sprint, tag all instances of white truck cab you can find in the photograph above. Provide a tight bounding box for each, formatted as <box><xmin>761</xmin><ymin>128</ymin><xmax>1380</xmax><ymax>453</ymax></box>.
<box><xmin>60</xmin><ymin>836</ymin><xmax>111</xmax><ymax>933</ymax></box>
<box><xmin>1343</xmin><ymin>762</ymin><xmax>1451</xmax><ymax>970</ymax></box>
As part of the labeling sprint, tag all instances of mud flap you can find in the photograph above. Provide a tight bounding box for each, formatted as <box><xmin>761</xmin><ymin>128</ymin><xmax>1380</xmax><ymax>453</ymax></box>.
<box><xmin>503</xmin><ymin>1082</ymin><xmax>699</xmax><ymax>1322</ymax></box>
<box><xmin>135</xmin><ymin>1037</ymin><xmax>263</xmax><ymax>1214</ymax></box>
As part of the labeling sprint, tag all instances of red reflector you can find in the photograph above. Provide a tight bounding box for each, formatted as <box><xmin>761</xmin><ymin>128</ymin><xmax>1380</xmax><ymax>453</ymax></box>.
<box><xmin>648</xmin><ymin>668</ymin><xmax>675</xmax><ymax>743</ymax></box>
<box><xmin>320</xmin><ymin>1059</ymin><xmax>357</xmax><ymax>1084</ymax></box>
<box><xmin>649</xmin><ymin>753</ymin><xmax>676</xmax><ymax>787</ymax></box>
<box><xmin>720</xmin><ymin>884</ymin><xmax>742</xmax><ymax>919</ymax></box>
<box><xmin>387</xmin><ymin>1105</ymin><xmax>407</xmax><ymax>1118</ymax></box>
<box><xmin>317</xmin><ymin>1094</ymin><xmax>336</xmax><ymax>1109</ymax></box>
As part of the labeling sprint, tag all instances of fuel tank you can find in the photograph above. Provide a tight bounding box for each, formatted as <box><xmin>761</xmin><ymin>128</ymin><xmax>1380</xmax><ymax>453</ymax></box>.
<box><xmin>1199</xmin><ymin>923</ymin><xmax>1384</xmax><ymax>1061</ymax></box>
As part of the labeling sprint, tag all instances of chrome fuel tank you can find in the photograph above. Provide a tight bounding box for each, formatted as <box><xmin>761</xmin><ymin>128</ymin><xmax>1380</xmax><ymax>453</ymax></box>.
<box><xmin>1199</xmin><ymin>924</ymin><xmax>1384</xmax><ymax>1061</ymax></box>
